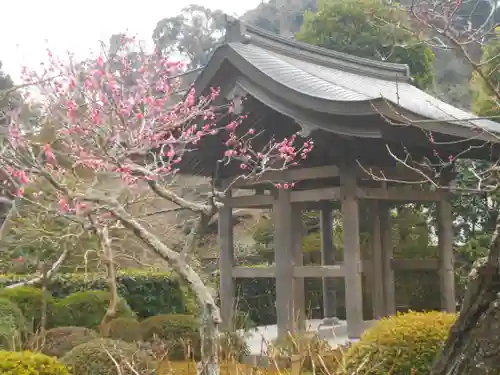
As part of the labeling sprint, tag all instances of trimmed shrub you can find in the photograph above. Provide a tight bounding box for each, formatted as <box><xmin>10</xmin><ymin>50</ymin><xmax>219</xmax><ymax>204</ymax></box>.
<box><xmin>0</xmin><ymin>350</ymin><xmax>70</xmax><ymax>375</ymax></box>
<box><xmin>0</xmin><ymin>297</ymin><xmax>28</xmax><ymax>350</ymax></box>
<box><xmin>62</xmin><ymin>338</ymin><xmax>156</xmax><ymax>375</ymax></box>
<box><xmin>104</xmin><ymin>317</ymin><xmax>142</xmax><ymax>342</ymax></box>
<box><xmin>0</xmin><ymin>270</ymin><xmax>195</xmax><ymax>319</ymax></box>
<box><xmin>0</xmin><ymin>286</ymin><xmax>54</xmax><ymax>332</ymax></box>
<box><xmin>50</xmin><ymin>290</ymin><xmax>135</xmax><ymax>329</ymax></box>
<box><xmin>30</xmin><ymin>326</ymin><xmax>99</xmax><ymax>358</ymax></box>
<box><xmin>140</xmin><ymin>314</ymin><xmax>200</xmax><ymax>360</ymax></box>
<box><xmin>344</xmin><ymin>311</ymin><xmax>456</xmax><ymax>375</ymax></box>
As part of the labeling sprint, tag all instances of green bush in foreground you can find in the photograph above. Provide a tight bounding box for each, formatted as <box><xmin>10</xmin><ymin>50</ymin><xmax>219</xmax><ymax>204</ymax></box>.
<box><xmin>0</xmin><ymin>350</ymin><xmax>70</xmax><ymax>375</ymax></box>
<box><xmin>140</xmin><ymin>314</ymin><xmax>200</xmax><ymax>360</ymax></box>
<box><xmin>51</xmin><ymin>290</ymin><xmax>135</xmax><ymax>329</ymax></box>
<box><xmin>104</xmin><ymin>317</ymin><xmax>142</xmax><ymax>342</ymax></box>
<box><xmin>30</xmin><ymin>326</ymin><xmax>99</xmax><ymax>358</ymax></box>
<box><xmin>0</xmin><ymin>286</ymin><xmax>54</xmax><ymax>332</ymax></box>
<box><xmin>62</xmin><ymin>338</ymin><xmax>156</xmax><ymax>375</ymax></box>
<box><xmin>344</xmin><ymin>311</ymin><xmax>456</xmax><ymax>375</ymax></box>
<box><xmin>0</xmin><ymin>297</ymin><xmax>28</xmax><ymax>350</ymax></box>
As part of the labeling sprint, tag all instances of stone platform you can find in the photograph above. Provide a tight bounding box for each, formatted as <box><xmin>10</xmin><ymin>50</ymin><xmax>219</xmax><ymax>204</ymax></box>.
<box><xmin>241</xmin><ymin>318</ymin><xmax>354</xmax><ymax>355</ymax></box>
<box><xmin>240</xmin><ymin>318</ymin><xmax>375</xmax><ymax>368</ymax></box>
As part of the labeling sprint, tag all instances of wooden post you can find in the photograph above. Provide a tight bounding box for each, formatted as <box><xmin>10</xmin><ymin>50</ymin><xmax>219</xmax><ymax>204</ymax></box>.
<box><xmin>274</xmin><ymin>188</ymin><xmax>295</xmax><ymax>340</ymax></box>
<box><xmin>438</xmin><ymin>198</ymin><xmax>456</xmax><ymax>312</ymax></box>
<box><xmin>370</xmin><ymin>201</ymin><xmax>385</xmax><ymax>319</ymax></box>
<box><xmin>218</xmin><ymin>184</ymin><xmax>235</xmax><ymax>331</ymax></box>
<box><xmin>340</xmin><ymin>166</ymin><xmax>364</xmax><ymax>338</ymax></box>
<box><xmin>292</xmin><ymin>204</ymin><xmax>306</xmax><ymax>331</ymax></box>
<box><xmin>380</xmin><ymin>202</ymin><xmax>396</xmax><ymax>316</ymax></box>
<box><xmin>320</xmin><ymin>203</ymin><xmax>337</xmax><ymax>318</ymax></box>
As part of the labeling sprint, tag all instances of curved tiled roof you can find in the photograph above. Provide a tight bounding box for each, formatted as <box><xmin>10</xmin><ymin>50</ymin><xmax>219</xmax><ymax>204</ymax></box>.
<box><xmin>190</xmin><ymin>18</ymin><xmax>500</xmax><ymax>142</ymax></box>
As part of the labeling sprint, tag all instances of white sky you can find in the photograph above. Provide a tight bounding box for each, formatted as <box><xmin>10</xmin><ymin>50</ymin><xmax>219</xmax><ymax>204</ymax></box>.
<box><xmin>1</xmin><ymin>0</ymin><xmax>264</xmax><ymax>82</ymax></box>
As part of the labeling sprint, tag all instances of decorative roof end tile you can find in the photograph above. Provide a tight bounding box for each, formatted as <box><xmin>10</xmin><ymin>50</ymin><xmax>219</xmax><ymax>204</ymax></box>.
<box><xmin>225</xmin><ymin>16</ymin><xmax>251</xmax><ymax>44</ymax></box>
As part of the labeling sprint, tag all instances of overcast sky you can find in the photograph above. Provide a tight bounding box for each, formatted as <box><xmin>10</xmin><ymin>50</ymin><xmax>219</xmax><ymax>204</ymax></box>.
<box><xmin>1</xmin><ymin>0</ymin><xmax>263</xmax><ymax>81</ymax></box>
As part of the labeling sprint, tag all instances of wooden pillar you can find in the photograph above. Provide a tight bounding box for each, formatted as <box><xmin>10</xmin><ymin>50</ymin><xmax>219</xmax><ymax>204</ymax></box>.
<box><xmin>380</xmin><ymin>203</ymin><xmax>396</xmax><ymax>316</ymax></box>
<box><xmin>438</xmin><ymin>198</ymin><xmax>456</xmax><ymax>312</ymax></box>
<box><xmin>292</xmin><ymin>205</ymin><xmax>306</xmax><ymax>331</ymax></box>
<box><xmin>218</xmin><ymin>185</ymin><xmax>234</xmax><ymax>331</ymax></box>
<box><xmin>274</xmin><ymin>188</ymin><xmax>294</xmax><ymax>340</ymax></box>
<box><xmin>340</xmin><ymin>167</ymin><xmax>364</xmax><ymax>338</ymax></box>
<box><xmin>320</xmin><ymin>203</ymin><xmax>337</xmax><ymax>318</ymax></box>
<box><xmin>370</xmin><ymin>201</ymin><xmax>385</xmax><ymax>319</ymax></box>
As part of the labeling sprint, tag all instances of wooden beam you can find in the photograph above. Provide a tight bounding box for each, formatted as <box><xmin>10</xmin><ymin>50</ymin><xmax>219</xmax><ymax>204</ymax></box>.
<box><xmin>438</xmin><ymin>198</ymin><xmax>456</xmax><ymax>312</ymax></box>
<box><xmin>340</xmin><ymin>165</ymin><xmax>364</xmax><ymax>338</ymax></box>
<box><xmin>233</xmin><ymin>164</ymin><xmax>429</xmax><ymax>189</ymax></box>
<box><xmin>274</xmin><ymin>189</ymin><xmax>295</xmax><ymax>340</ymax></box>
<box><xmin>290</xmin><ymin>187</ymin><xmax>341</xmax><ymax>203</ymax></box>
<box><xmin>356</xmin><ymin>187</ymin><xmax>449</xmax><ymax>201</ymax></box>
<box><xmin>232</xmin><ymin>266</ymin><xmax>275</xmax><ymax>278</ymax></box>
<box><xmin>380</xmin><ymin>202</ymin><xmax>396</xmax><ymax>316</ymax></box>
<box><xmin>295</xmin><ymin>200</ymin><xmax>339</xmax><ymax>211</ymax></box>
<box><xmin>320</xmin><ymin>204</ymin><xmax>337</xmax><ymax>319</ymax></box>
<box><xmin>223</xmin><ymin>194</ymin><xmax>273</xmax><ymax>208</ymax></box>
<box><xmin>232</xmin><ymin>165</ymin><xmax>340</xmax><ymax>188</ymax></box>
<box><xmin>292</xmin><ymin>205</ymin><xmax>306</xmax><ymax>331</ymax></box>
<box><xmin>293</xmin><ymin>265</ymin><xmax>345</xmax><ymax>278</ymax></box>
<box><xmin>370</xmin><ymin>202</ymin><xmax>385</xmax><ymax>319</ymax></box>
<box><xmin>355</xmin><ymin>165</ymin><xmax>427</xmax><ymax>182</ymax></box>
<box><xmin>218</xmin><ymin>183</ymin><xmax>234</xmax><ymax>331</ymax></box>
<box><xmin>231</xmin><ymin>258</ymin><xmax>440</xmax><ymax>280</ymax></box>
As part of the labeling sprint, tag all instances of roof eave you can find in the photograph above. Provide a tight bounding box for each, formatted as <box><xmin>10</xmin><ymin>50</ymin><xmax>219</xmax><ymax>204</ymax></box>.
<box><xmin>191</xmin><ymin>40</ymin><xmax>500</xmax><ymax>145</ymax></box>
<box><xmin>378</xmin><ymin>104</ymin><xmax>500</xmax><ymax>144</ymax></box>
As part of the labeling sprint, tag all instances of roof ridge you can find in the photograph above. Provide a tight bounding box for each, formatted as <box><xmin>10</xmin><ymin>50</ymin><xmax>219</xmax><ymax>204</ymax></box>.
<box><xmin>225</xmin><ymin>16</ymin><xmax>411</xmax><ymax>81</ymax></box>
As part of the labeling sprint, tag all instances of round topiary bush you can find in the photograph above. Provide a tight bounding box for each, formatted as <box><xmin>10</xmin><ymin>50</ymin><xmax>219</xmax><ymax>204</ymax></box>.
<box><xmin>344</xmin><ymin>311</ymin><xmax>456</xmax><ymax>375</ymax></box>
<box><xmin>0</xmin><ymin>286</ymin><xmax>54</xmax><ymax>332</ymax></box>
<box><xmin>30</xmin><ymin>326</ymin><xmax>99</xmax><ymax>357</ymax></box>
<box><xmin>104</xmin><ymin>317</ymin><xmax>142</xmax><ymax>342</ymax></box>
<box><xmin>140</xmin><ymin>314</ymin><xmax>200</xmax><ymax>360</ymax></box>
<box><xmin>61</xmin><ymin>338</ymin><xmax>156</xmax><ymax>375</ymax></box>
<box><xmin>0</xmin><ymin>350</ymin><xmax>70</xmax><ymax>375</ymax></box>
<box><xmin>0</xmin><ymin>297</ymin><xmax>28</xmax><ymax>350</ymax></box>
<box><xmin>50</xmin><ymin>290</ymin><xmax>135</xmax><ymax>329</ymax></box>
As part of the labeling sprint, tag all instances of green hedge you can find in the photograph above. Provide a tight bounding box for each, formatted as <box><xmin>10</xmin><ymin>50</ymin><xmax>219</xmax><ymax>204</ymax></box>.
<box><xmin>50</xmin><ymin>290</ymin><xmax>136</xmax><ymax>329</ymax></box>
<box><xmin>231</xmin><ymin>272</ymin><xmax>440</xmax><ymax>326</ymax></box>
<box><xmin>232</xmin><ymin>278</ymin><xmax>323</xmax><ymax>326</ymax></box>
<box><xmin>0</xmin><ymin>268</ymin><xmax>441</xmax><ymax>328</ymax></box>
<box><xmin>0</xmin><ymin>270</ymin><xmax>195</xmax><ymax>319</ymax></box>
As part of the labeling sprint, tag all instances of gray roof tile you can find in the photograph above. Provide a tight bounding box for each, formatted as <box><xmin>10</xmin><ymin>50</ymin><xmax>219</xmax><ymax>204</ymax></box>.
<box><xmin>229</xmin><ymin>34</ymin><xmax>500</xmax><ymax>134</ymax></box>
<box><xmin>191</xmin><ymin>19</ymin><xmax>500</xmax><ymax>139</ymax></box>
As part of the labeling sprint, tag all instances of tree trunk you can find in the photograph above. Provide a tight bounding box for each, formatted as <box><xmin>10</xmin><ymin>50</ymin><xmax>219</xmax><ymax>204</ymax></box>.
<box><xmin>432</xmin><ymin>229</ymin><xmax>500</xmax><ymax>375</ymax></box>
<box><xmin>99</xmin><ymin>227</ymin><xmax>120</xmax><ymax>336</ymax></box>
<box><xmin>106</xmin><ymin>202</ymin><xmax>221</xmax><ymax>375</ymax></box>
<box><xmin>198</xmin><ymin>302</ymin><xmax>220</xmax><ymax>375</ymax></box>
<box><xmin>38</xmin><ymin>263</ymin><xmax>49</xmax><ymax>340</ymax></box>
